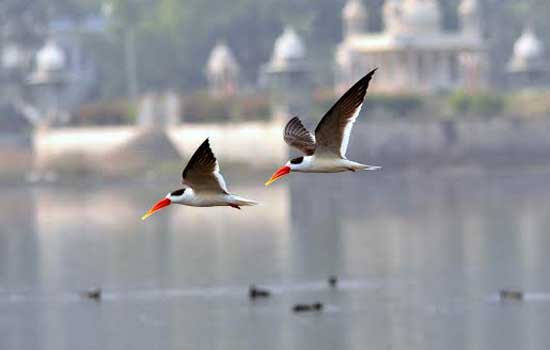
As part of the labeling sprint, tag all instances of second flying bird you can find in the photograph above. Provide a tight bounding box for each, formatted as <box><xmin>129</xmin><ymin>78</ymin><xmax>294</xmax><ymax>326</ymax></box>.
<box><xmin>265</xmin><ymin>68</ymin><xmax>381</xmax><ymax>186</ymax></box>
<box><xmin>142</xmin><ymin>138</ymin><xmax>259</xmax><ymax>220</ymax></box>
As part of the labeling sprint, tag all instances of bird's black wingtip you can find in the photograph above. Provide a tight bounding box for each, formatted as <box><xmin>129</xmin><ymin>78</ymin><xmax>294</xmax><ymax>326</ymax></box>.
<box><xmin>355</xmin><ymin>68</ymin><xmax>378</xmax><ymax>88</ymax></box>
<box><xmin>198</xmin><ymin>138</ymin><xmax>212</xmax><ymax>152</ymax></box>
<box><xmin>356</xmin><ymin>68</ymin><xmax>378</xmax><ymax>86</ymax></box>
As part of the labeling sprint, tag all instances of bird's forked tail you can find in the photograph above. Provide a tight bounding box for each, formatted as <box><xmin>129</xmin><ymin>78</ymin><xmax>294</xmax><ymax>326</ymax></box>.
<box><xmin>350</xmin><ymin>162</ymin><xmax>382</xmax><ymax>171</ymax></box>
<box><xmin>230</xmin><ymin>195</ymin><xmax>260</xmax><ymax>207</ymax></box>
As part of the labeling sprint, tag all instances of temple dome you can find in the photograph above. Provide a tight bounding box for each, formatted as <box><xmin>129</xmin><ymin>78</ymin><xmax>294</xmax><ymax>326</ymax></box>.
<box><xmin>271</xmin><ymin>27</ymin><xmax>306</xmax><ymax>67</ymax></box>
<box><xmin>513</xmin><ymin>28</ymin><xmax>544</xmax><ymax>64</ymax></box>
<box><xmin>509</xmin><ymin>27</ymin><xmax>546</xmax><ymax>73</ymax></box>
<box><xmin>206</xmin><ymin>42</ymin><xmax>239</xmax><ymax>76</ymax></box>
<box><xmin>343</xmin><ymin>0</ymin><xmax>367</xmax><ymax>20</ymax></box>
<box><xmin>36</xmin><ymin>39</ymin><xmax>66</xmax><ymax>72</ymax></box>
<box><xmin>459</xmin><ymin>0</ymin><xmax>479</xmax><ymax>17</ymax></box>
<box><xmin>401</xmin><ymin>0</ymin><xmax>441</xmax><ymax>34</ymax></box>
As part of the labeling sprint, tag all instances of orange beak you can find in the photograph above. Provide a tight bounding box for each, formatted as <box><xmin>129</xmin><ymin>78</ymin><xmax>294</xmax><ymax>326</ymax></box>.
<box><xmin>141</xmin><ymin>198</ymin><xmax>172</xmax><ymax>220</ymax></box>
<box><xmin>264</xmin><ymin>165</ymin><xmax>291</xmax><ymax>186</ymax></box>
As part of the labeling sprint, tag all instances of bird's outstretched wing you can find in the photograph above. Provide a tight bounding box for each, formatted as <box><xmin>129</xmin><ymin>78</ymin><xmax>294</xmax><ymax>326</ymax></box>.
<box><xmin>314</xmin><ymin>68</ymin><xmax>377</xmax><ymax>158</ymax></box>
<box><xmin>283</xmin><ymin>116</ymin><xmax>316</xmax><ymax>156</ymax></box>
<box><xmin>181</xmin><ymin>138</ymin><xmax>229</xmax><ymax>194</ymax></box>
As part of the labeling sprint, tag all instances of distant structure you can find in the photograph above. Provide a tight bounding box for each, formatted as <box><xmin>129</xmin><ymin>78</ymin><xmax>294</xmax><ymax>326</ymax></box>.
<box><xmin>261</xmin><ymin>27</ymin><xmax>312</xmax><ymax>122</ymax></box>
<box><xmin>336</xmin><ymin>0</ymin><xmax>488</xmax><ymax>94</ymax></box>
<box><xmin>137</xmin><ymin>90</ymin><xmax>181</xmax><ymax>128</ymax></box>
<box><xmin>28</xmin><ymin>39</ymin><xmax>70</xmax><ymax>125</ymax></box>
<box><xmin>46</xmin><ymin>18</ymin><xmax>101</xmax><ymax>113</ymax></box>
<box><xmin>507</xmin><ymin>26</ymin><xmax>550</xmax><ymax>90</ymax></box>
<box><xmin>206</xmin><ymin>42</ymin><xmax>241</xmax><ymax>97</ymax></box>
<box><xmin>0</xmin><ymin>16</ymin><xmax>102</xmax><ymax>127</ymax></box>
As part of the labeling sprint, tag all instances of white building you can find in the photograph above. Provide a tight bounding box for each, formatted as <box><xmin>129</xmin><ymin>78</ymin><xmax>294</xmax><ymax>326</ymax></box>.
<box><xmin>205</xmin><ymin>42</ymin><xmax>241</xmax><ymax>97</ymax></box>
<box><xmin>507</xmin><ymin>26</ymin><xmax>550</xmax><ymax>90</ymax></box>
<box><xmin>261</xmin><ymin>27</ymin><xmax>312</xmax><ymax>122</ymax></box>
<box><xmin>336</xmin><ymin>0</ymin><xmax>489</xmax><ymax>94</ymax></box>
<box><xmin>0</xmin><ymin>16</ymin><xmax>104</xmax><ymax>126</ymax></box>
<box><xmin>27</xmin><ymin>39</ymin><xmax>71</xmax><ymax>125</ymax></box>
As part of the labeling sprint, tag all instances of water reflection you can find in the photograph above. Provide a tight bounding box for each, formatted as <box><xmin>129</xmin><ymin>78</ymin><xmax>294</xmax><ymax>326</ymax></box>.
<box><xmin>0</xmin><ymin>171</ymin><xmax>550</xmax><ymax>349</ymax></box>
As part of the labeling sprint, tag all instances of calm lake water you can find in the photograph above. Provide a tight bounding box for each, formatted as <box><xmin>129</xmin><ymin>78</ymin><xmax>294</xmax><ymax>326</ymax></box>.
<box><xmin>1</xmin><ymin>170</ymin><xmax>550</xmax><ymax>350</ymax></box>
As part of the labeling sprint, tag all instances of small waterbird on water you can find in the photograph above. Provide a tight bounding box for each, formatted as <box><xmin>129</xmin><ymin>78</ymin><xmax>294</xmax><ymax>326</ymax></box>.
<box><xmin>249</xmin><ymin>285</ymin><xmax>271</xmax><ymax>300</ymax></box>
<box><xmin>499</xmin><ymin>290</ymin><xmax>523</xmax><ymax>301</ymax></box>
<box><xmin>265</xmin><ymin>69</ymin><xmax>381</xmax><ymax>186</ymax></box>
<box><xmin>292</xmin><ymin>302</ymin><xmax>323</xmax><ymax>313</ymax></box>
<box><xmin>142</xmin><ymin>138</ymin><xmax>259</xmax><ymax>220</ymax></box>
<box><xmin>81</xmin><ymin>288</ymin><xmax>102</xmax><ymax>301</ymax></box>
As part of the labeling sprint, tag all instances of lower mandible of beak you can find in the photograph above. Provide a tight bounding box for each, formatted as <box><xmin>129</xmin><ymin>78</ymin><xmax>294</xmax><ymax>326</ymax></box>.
<box><xmin>141</xmin><ymin>198</ymin><xmax>172</xmax><ymax>220</ymax></box>
<box><xmin>264</xmin><ymin>165</ymin><xmax>291</xmax><ymax>186</ymax></box>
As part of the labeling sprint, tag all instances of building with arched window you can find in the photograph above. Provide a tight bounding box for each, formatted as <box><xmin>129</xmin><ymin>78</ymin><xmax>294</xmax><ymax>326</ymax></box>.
<box><xmin>336</xmin><ymin>0</ymin><xmax>488</xmax><ymax>94</ymax></box>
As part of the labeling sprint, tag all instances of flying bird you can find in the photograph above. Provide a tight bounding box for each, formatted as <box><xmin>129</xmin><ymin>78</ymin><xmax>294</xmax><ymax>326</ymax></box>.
<box><xmin>265</xmin><ymin>68</ymin><xmax>381</xmax><ymax>186</ymax></box>
<box><xmin>142</xmin><ymin>138</ymin><xmax>259</xmax><ymax>220</ymax></box>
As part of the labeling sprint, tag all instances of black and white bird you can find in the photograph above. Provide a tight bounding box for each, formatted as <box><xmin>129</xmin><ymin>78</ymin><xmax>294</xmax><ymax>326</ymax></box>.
<box><xmin>142</xmin><ymin>138</ymin><xmax>259</xmax><ymax>220</ymax></box>
<box><xmin>265</xmin><ymin>69</ymin><xmax>381</xmax><ymax>186</ymax></box>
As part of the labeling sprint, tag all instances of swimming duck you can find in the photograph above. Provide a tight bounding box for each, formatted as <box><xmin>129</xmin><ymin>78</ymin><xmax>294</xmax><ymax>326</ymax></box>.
<box><xmin>292</xmin><ymin>302</ymin><xmax>323</xmax><ymax>313</ymax></box>
<box><xmin>82</xmin><ymin>288</ymin><xmax>102</xmax><ymax>301</ymax></box>
<box><xmin>249</xmin><ymin>285</ymin><xmax>271</xmax><ymax>300</ymax></box>
<box><xmin>499</xmin><ymin>290</ymin><xmax>523</xmax><ymax>301</ymax></box>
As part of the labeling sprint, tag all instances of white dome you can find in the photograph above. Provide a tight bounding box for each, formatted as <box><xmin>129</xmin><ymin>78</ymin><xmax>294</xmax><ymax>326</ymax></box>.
<box><xmin>401</xmin><ymin>0</ymin><xmax>441</xmax><ymax>34</ymax></box>
<box><xmin>383</xmin><ymin>0</ymin><xmax>402</xmax><ymax>33</ymax></box>
<box><xmin>509</xmin><ymin>27</ymin><xmax>547</xmax><ymax>72</ymax></box>
<box><xmin>513</xmin><ymin>28</ymin><xmax>544</xmax><ymax>62</ymax></box>
<box><xmin>459</xmin><ymin>0</ymin><xmax>479</xmax><ymax>17</ymax></box>
<box><xmin>2</xmin><ymin>44</ymin><xmax>26</xmax><ymax>70</ymax></box>
<box><xmin>272</xmin><ymin>27</ymin><xmax>306</xmax><ymax>64</ymax></box>
<box><xmin>36</xmin><ymin>39</ymin><xmax>66</xmax><ymax>72</ymax></box>
<box><xmin>206</xmin><ymin>42</ymin><xmax>239</xmax><ymax>75</ymax></box>
<box><xmin>343</xmin><ymin>0</ymin><xmax>367</xmax><ymax>20</ymax></box>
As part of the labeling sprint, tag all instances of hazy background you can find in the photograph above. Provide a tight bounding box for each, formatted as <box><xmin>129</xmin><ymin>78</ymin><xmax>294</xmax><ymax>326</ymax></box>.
<box><xmin>2</xmin><ymin>1</ymin><xmax>550</xmax><ymax>349</ymax></box>
<box><xmin>2</xmin><ymin>0</ymin><xmax>549</xmax><ymax>93</ymax></box>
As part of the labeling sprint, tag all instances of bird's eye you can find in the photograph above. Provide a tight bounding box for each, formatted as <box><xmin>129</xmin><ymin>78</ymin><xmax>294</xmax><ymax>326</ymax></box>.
<box><xmin>290</xmin><ymin>157</ymin><xmax>304</xmax><ymax>165</ymax></box>
<box><xmin>171</xmin><ymin>189</ymin><xmax>186</xmax><ymax>196</ymax></box>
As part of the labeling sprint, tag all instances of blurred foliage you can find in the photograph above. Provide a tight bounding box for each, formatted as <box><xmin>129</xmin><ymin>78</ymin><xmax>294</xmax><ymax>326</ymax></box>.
<box><xmin>367</xmin><ymin>94</ymin><xmax>424</xmax><ymax>118</ymax></box>
<box><xmin>448</xmin><ymin>91</ymin><xmax>506</xmax><ymax>118</ymax></box>
<box><xmin>124</xmin><ymin>0</ymin><xmax>550</xmax><ymax>96</ymax></box>
<box><xmin>4</xmin><ymin>0</ymin><xmax>550</xmax><ymax>105</ymax></box>
<box><xmin>507</xmin><ymin>92</ymin><xmax>550</xmax><ymax>119</ymax></box>
<box><xmin>314</xmin><ymin>88</ymin><xmax>423</xmax><ymax>118</ymax></box>
<box><xmin>0</xmin><ymin>0</ymin><xmax>92</xmax><ymax>44</ymax></box>
<box><xmin>73</xmin><ymin>99</ymin><xmax>134</xmax><ymax>125</ymax></box>
<box><xmin>88</xmin><ymin>0</ymin><xmax>512</xmax><ymax>96</ymax></box>
<box><xmin>183</xmin><ymin>91</ymin><xmax>270</xmax><ymax>123</ymax></box>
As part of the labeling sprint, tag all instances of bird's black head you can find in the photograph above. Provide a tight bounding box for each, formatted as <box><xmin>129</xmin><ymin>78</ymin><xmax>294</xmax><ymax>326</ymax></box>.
<box><xmin>170</xmin><ymin>188</ymin><xmax>186</xmax><ymax>197</ymax></box>
<box><xmin>290</xmin><ymin>156</ymin><xmax>304</xmax><ymax>165</ymax></box>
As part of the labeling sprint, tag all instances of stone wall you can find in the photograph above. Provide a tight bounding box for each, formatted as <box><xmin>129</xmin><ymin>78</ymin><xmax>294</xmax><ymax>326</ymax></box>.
<box><xmin>348</xmin><ymin>119</ymin><xmax>550</xmax><ymax>168</ymax></box>
<box><xmin>29</xmin><ymin>119</ymin><xmax>550</xmax><ymax>176</ymax></box>
<box><xmin>167</xmin><ymin>122</ymin><xmax>286</xmax><ymax>168</ymax></box>
<box><xmin>32</xmin><ymin>122</ymin><xmax>286</xmax><ymax>175</ymax></box>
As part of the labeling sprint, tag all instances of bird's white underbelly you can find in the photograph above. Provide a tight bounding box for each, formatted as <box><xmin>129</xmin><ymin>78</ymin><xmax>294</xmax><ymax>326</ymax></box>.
<box><xmin>186</xmin><ymin>193</ymin><xmax>232</xmax><ymax>207</ymax></box>
<box><xmin>300</xmin><ymin>157</ymin><xmax>362</xmax><ymax>173</ymax></box>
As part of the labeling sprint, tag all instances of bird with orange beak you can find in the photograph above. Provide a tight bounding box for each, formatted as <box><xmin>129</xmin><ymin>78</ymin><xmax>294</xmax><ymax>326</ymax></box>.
<box><xmin>265</xmin><ymin>69</ymin><xmax>381</xmax><ymax>186</ymax></box>
<box><xmin>142</xmin><ymin>138</ymin><xmax>259</xmax><ymax>220</ymax></box>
